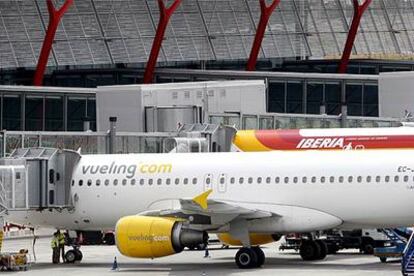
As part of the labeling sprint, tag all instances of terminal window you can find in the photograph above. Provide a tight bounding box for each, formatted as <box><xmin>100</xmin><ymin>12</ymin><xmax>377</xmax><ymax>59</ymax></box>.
<box><xmin>3</xmin><ymin>94</ymin><xmax>21</xmax><ymax>130</ymax></box>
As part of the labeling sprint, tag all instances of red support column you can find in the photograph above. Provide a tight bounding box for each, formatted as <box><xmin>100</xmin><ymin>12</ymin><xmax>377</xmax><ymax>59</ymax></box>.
<box><xmin>143</xmin><ymin>0</ymin><xmax>181</xmax><ymax>84</ymax></box>
<box><xmin>247</xmin><ymin>0</ymin><xmax>281</xmax><ymax>71</ymax></box>
<box><xmin>338</xmin><ymin>0</ymin><xmax>372</xmax><ymax>74</ymax></box>
<box><xmin>33</xmin><ymin>0</ymin><xmax>73</xmax><ymax>86</ymax></box>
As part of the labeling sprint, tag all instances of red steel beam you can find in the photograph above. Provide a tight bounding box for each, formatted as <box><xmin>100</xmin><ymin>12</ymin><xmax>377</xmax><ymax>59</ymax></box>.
<box><xmin>247</xmin><ymin>0</ymin><xmax>281</xmax><ymax>71</ymax></box>
<box><xmin>338</xmin><ymin>0</ymin><xmax>372</xmax><ymax>74</ymax></box>
<box><xmin>33</xmin><ymin>0</ymin><xmax>73</xmax><ymax>86</ymax></box>
<box><xmin>143</xmin><ymin>0</ymin><xmax>182</xmax><ymax>84</ymax></box>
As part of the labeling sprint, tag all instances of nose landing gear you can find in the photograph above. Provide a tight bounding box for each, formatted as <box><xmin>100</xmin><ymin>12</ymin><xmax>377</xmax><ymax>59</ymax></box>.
<box><xmin>64</xmin><ymin>246</ymin><xmax>83</xmax><ymax>263</ymax></box>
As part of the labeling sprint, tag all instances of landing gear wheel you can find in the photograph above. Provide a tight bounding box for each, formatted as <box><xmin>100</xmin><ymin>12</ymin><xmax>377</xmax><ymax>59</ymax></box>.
<box><xmin>252</xmin><ymin>247</ymin><xmax>265</xmax><ymax>267</ymax></box>
<box><xmin>380</xmin><ymin>257</ymin><xmax>387</xmax><ymax>263</ymax></box>
<box><xmin>235</xmin><ymin>248</ymin><xmax>259</xmax><ymax>269</ymax></box>
<box><xmin>362</xmin><ymin>243</ymin><xmax>374</xmax><ymax>255</ymax></box>
<box><xmin>74</xmin><ymin>249</ymin><xmax>83</xmax><ymax>261</ymax></box>
<box><xmin>300</xmin><ymin>241</ymin><xmax>321</xmax><ymax>261</ymax></box>
<box><xmin>64</xmin><ymin>250</ymin><xmax>77</xmax><ymax>263</ymax></box>
<box><xmin>315</xmin><ymin>240</ymin><xmax>328</xmax><ymax>260</ymax></box>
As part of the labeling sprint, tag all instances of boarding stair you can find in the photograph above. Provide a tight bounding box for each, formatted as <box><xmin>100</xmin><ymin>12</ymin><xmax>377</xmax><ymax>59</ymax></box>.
<box><xmin>381</xmin><ymin>228</ymin><xmax>408</xmax><ymax>245</ymax></box>
<box><xmin>402</xmin><ymin>231</ymin><xmax>414</xmax><ymax>276</ymax></box>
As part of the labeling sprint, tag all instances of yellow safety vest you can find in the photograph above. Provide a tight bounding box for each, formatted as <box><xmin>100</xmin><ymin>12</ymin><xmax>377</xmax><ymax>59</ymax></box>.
<box><xmin>0</xmin><ymin>230</ymin><xmax>4</xmax><ymax>252</ymax></box>
<box><xmin>58</xmin><ymin>233</ymin><xmax>65</xmax><ymax>245</ymax></box>
<box><xmin>51</xmin><ymin>237</ymin><xmax>58</xmax><ymax>249</ymax></box>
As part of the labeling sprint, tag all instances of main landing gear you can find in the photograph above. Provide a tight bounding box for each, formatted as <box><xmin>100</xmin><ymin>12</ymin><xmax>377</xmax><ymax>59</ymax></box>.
<box><xmin>235</xmin><ymin>247</ymin><xmax>265</xmax><ymax>269</ymax></box>
<box><xmin>64</xmin><ymin>246</ymin><xmax>83</xmax><ymax>263</ymax></box>
<box><xmin>299</xmin><ymin>240</ymin><xmax>328</xmax><ymax>261</ymax></box>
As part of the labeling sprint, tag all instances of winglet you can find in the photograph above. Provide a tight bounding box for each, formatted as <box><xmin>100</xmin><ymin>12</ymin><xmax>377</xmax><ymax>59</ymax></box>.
<box><xmin>192</xmin><ymin>189</ymin><xmax>213</xmax><ymax>210</ymax></box>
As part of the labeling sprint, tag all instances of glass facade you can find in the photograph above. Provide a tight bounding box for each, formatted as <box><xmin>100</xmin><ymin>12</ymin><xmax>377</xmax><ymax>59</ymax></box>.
<box><xmin>0</xmin><ymin>92</ymin><xmax>96</xmax><ymax>132</ymax></box>
<box><xmin>1</xmin><ymin>0</ymin><xmax>414</xmax><ymax>69</ymax></box>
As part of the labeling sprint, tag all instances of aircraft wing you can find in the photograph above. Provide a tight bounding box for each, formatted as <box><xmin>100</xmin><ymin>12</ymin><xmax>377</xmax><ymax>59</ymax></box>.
<box><xmin>139</xmin><ymin>190</ymin><xmax>278</xmax><ymax>229</ymax></box>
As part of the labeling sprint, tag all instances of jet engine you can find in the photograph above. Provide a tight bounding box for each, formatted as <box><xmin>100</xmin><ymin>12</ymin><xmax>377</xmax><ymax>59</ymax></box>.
<box><xmin>218</xmin><ymin>233</ymin><xmax>281</xmax><ymax>246</ymax></box>
<box><xmin>115</xmin><ymin>216</ymin><xmax>207</xmax><ymax>258</ymax></box>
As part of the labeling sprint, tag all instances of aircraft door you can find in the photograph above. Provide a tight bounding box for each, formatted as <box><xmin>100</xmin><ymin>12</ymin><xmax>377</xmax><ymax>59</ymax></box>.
<box><xmin>218</xmin><ymin>173</ymin><xmax>227</xmax><ymax>193</ymax></box>
<box><xmin>204</xmin><ymin>174</ymin><xmax>213</xmax><ymax>191</ymax></box>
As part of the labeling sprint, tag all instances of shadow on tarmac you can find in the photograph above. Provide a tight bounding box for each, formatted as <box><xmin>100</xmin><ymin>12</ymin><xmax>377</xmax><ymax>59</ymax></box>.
<box><xmin>27</xmin><ymin>253</ymin><xmax>400</xmax><ymax>274</ymax></box>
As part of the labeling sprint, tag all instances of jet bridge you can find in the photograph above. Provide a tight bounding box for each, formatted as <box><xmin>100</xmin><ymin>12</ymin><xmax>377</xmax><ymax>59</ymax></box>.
<box><xmin>0</xmin><ymin>148</ymin><xmax>80</xmax><ymax>214</ymax></box>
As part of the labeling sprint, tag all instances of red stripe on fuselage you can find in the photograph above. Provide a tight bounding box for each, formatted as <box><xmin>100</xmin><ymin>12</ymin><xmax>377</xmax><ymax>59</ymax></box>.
<box><xmin>254</xmin><ymin>130</ymin><xmax>414</xmax><ymax>150</ymax></box>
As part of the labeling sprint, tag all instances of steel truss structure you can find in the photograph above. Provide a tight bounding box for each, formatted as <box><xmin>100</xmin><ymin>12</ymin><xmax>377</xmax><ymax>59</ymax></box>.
<box><xmin>0</xmin><ymin>0</ymin><xmax>414</xmax><ymax>69</ymax></box>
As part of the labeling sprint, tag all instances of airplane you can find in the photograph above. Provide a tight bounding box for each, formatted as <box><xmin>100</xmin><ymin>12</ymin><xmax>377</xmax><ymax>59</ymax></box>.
<box><xmin>234</xmin><ymin>127</ymin><xmax>414</xmax><ymax>151</ymax></box>
<box><xmin>4</xmin><ymin>148</ymin><xmax>414</xmax><ymax>269</ymax></box>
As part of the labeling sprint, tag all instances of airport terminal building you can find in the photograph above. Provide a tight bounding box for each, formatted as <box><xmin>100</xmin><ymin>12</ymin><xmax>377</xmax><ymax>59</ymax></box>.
<box><xmin>0</xmin><ymin>0</ymin><xmax>414</xmax><ymax>152</ymax></box>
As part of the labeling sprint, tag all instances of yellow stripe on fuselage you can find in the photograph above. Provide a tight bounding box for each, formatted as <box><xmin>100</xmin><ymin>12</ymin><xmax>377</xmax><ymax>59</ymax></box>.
<box><xmin>233</xmin><ymin>130</ymin><xmax>271</xmax><ymax>151</ymax></box>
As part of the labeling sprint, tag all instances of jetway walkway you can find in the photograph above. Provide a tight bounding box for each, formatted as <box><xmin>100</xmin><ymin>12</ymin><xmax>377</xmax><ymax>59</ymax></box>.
<box><xmin>0</xmin><ymin>148</ymin><xmax>80</xmax><ymax>217</ymax></box>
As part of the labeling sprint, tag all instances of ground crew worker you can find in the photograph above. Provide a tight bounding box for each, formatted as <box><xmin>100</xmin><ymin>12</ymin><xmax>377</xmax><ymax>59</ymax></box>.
<box><xmin>51</xmin><ymin>232</ymin><xmax>59</xmax><ymax>264</ymax></box>
<box><xmin>57</xmin><ymin>230</ymin><xmax>66</xmax><ymax>263</ymax></box>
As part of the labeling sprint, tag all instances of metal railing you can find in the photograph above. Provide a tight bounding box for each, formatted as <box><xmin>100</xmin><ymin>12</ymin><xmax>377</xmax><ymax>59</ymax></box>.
<box><xmin>209</xmin><ymin>113</ymin><xmax>403</xmax><ymax>130</ymax></box>
<box><xmin>402</xmin><ymin>232</ymin><xmax>414</xmax><ymax>274</ymax></box>
<box><xmin>0</xmin><ymin>131</ymin><xmax>175</xmax><ymax>157</ymax></box>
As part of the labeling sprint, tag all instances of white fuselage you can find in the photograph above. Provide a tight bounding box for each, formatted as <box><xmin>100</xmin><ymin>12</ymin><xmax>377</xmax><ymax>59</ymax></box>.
<box><xmin>8</xmin><ymin>150</ymin><xmax>414</xmax><ymax>233</ymax></box>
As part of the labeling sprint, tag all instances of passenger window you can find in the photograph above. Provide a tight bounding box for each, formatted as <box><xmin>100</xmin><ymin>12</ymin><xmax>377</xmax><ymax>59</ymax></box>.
<box><xmin>56</xmin><ymin>173</ymin><xmax>60</xmax><ymax>181</ymax></box>
<box><xmin>131</xmin><ymin>179</ymin><xmax>136</xmax><ymax>186</ymax></box>
<box><xmin>220</xmin><ymin>177</ymin><xmax>225</xmax><ymax>184</ymax></box>
<box><xmin>248</xmin><ymin>177</ymin><xmax>253</xmax><ymax>184</ymax></box>
<box><xmin>404</xmin><ymin>176</ymin><xmax>409</xmax><ymax>182</ymax></box>
<box><xmin>302</xmin><ymin>177</ymin><xmax>307</xmax><ymax>183</ymax></box>
<box><xmin>348</xmin><ymin>176</ymin><xmax>353</xmax><ymax>183</ymax></box>
<box><xmin>239</xmin><ymin>177</ymin><xmax>244</xmax><ymax>184</ymax></box>
<box><xmin>148</xmin><ymin>179</ymin><xmax>153</xmax><ymax>186</ymax></box>
<box><xmin>257</xmin><ymin>177</ymin><xmax>262</xmax><ymax>184</ymax></box>
<box><xmin>275</xmin><ymin>177</ymin><xmax>280</xmax><ymax>184</ymax></box>
<box><xmin>166</xmin><ymin>179</ymin><xmax>171</xmax><ymax>185</ymax></box>
<box><xmin>79</xmin><ymin>180</ymin><xmax>83</xmax><ymax>186</ymax></box>
<box><xmin>96</xmin><ymin>180</ymin><xmax>101</xmax><ymax>186</ymax></box>
<box><xmin>329</xmin><ymin>176</ymin><xmax>334</xmax><ymax>183</ymax></box>
<box><xmin>293</xmin><ymin>177</ymin><xmax>298</xmax><ymax>184</ymax></box>
<box><xmin>385</xmin><ymin>176</ymin><xmax>390</xmax><ymax>182</ymax></box>
<box><xmin>113</xmin><ymin>179</ymin><xmax>118</xmax><ymax>186</ymax></box>
<box><xmin>184</xmin><ymin>178</ymin><xmax>189</xmax><ymax>185</ymax></box>
<box><xmin>140</xmin><ymin>179</ymin><xmax>145</xmax><ymax>185</ymax></box>
<box><xmin>157</xmin><ymin>179</ymin><xmax>162</xmax><ymax>185</ymax></box>
<box><xmin>71</xmin><ymin>180</ymin><xmax>74</xmax><ymax>186</ymax></box>
<box><xmin>375</xmin><ymin>176</ymin><xmax>381</xmax><ymax>183</ymax></box>
<box><xmin>105</xmin><ymin>179</ymin><xmax>109</xmax><ymax>186</ymax></box>
<box><xmin>87</xmin><ymin>180</ymin><xmax>92</xmax><ymax>186</ymax></box>
<box><xmin>357</xmin><ymin>176</ymin><xmax>362</xmax><ymax>183</ymax></box>
<box><xmin>366</xmin><ymin>176</ymin><xmax>371</xmax><ymax>183</ymax></box>
<box><xmin>339</xmin><ymin>176</ymin><xmax>344</xmax><ymax>183</ymax></box>
<box><xmin>394</xmin><ymin>176</ymin><xmax>399</xmax><ymax>182</ymax></box>
<box><xmin>175</xmin><ymin>178</ymin><xmax>180</xmax><ymax>185</ymax></box>
<box><xmin>311</xmin><ymin>177</ymin><xmax>316</xmax><ymax>183</ymax></box>
<box><xmin>320</xmin><ymin>177</ymin><xmax>325</xmax><ymax>183</ymax></box>
<box><xmin>193</xmin><ymin>178</ymin><xmax>197</xmax><ymax>185</ymax></box>
<box><xmin>284</xmin><ymin>177</ymin><xmax>289</xmax><ymax>184</ymax></box>
<box><xmin>16</xmin><ymin>172</ymin><xmax>21</xmax><ymax>180</ymax></box>
<box><xmin>266</xmin><ymin>177</ymin><xmax>271</xmax><ymax>184</ymax></box>
<box><xmin>230</xmin><ymin>177</ymin><xmax>235</xmax><ymax>184</ymax></box>
<box><xmin>122</xmin><ymin>179</ymin><xmax>127</xmax><ymax>186</ymax></box>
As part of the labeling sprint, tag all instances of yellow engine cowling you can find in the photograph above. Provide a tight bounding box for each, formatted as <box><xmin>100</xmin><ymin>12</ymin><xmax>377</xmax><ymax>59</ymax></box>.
<box><xmin>217</xmin><ymin>233</ymin><xmax>281</xmax><ymax>246</ymax></box>
<box><xmin>115</xmin><ymin>216</ymin><xmax>207</xmax><ymax>259</ymax></box>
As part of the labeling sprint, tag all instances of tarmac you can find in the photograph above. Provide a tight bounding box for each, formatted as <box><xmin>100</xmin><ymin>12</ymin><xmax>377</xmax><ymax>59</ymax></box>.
<box><xmin>2</xmin><ymin>236</ymin><xmax>403</xmax><ymax>276</ymax></box>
